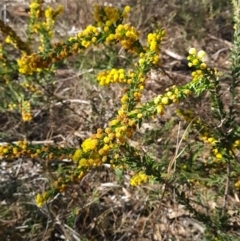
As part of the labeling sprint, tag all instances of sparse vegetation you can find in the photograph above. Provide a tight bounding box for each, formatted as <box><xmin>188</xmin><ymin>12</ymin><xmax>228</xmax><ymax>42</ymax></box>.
<box><xmin>0</xmin><ymin>0</ymin><xmax>239</xmax><ymax>240</ymax></box>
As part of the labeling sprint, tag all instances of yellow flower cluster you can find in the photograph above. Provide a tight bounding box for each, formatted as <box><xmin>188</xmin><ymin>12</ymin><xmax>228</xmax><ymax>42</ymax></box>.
<box><xmin>187</xmin><ymin>48</ymin><xmax>207</xmax><ymax>82</ymax></box>
<box><xmin>176</xmin><ymin>108</ymin><xmax>239</xmax><ymax>162</ymax></box>
<box><xmin>32</xmin><ymin>4</ymin><xmax>63</xmax><ymax>51</ymax></box>
<box><xmin>130</xmin><ymin>171</ymin><xmax>148</xmax><ymax>186</ymax></box>
<box><xmin>113</xmin><ymin>24</ymin><xmax>139</xmax><ymax>52</ymax></box>
<box><xmin>20</xmin><ymin>81</ymin><xmax>38</xmax><ymax>94</ymax></box>
<box><xmin>93</xmin><ymin>5</ymin><xmax>130</xmax><ymax>27</ymax></box>
<box><xmin>0</xmin><ymin>17</ymin><xmax>31</xmax><ymax>54</ymax></box>
<box><xmin>138</xmin><ymin>30</ymin><xmax>165</xmax><ymax>66</ymax></box>
<box><xmin>72</xmin><ymin>129</ymin><xmax>109</xmax><ymax>168</ymax></box>
<box><xmin>233</xmin><ymin>139</ymin><xmax>240</xmax><ymax>149</ymax></box>
<box><xmin>35</xmin><ymin>192</ymin><xmax>48</xmax><ymax>207</ymax></box>
<box><xmin>200</xmin><ymin>133</ymin><xmax>224</xmax><ymax>160</ymax></box>
<box><xmin>81</xmin><ymin>138</ymin><xmax>99</xmax><ymax>153</ymax></box>
<box><xmin>29</xmin><ymin>1</ymin><xmax>63</xmax><ymax>34</ymax></box>
<box><xmin>72</xmin><ymin>149</ymin><xmax>82</xmax><ymax>162</ymax></box>
<box><xmin>0</xmin><ymin>141</ymin><xmax>73</xmax><ymax>161</ymax></box>
<box><xmin>154</xmin><ymin>86</ymin><xmax>179</xmax><ymax>115</ymax></box>
<box><xmin>76</xmin><ymin>25</ymin><xmax>100</xmax><ymax>48</ymax></box>
<box><xmin>5</xmin><ymin>35</ymin><xmax>16</xmax><ymax>48</ymax></box>
<box><xmin>20</xmin><ymin>100</ymin><xmax>32</xmax><ymax>122</ymax></box>
<box><xmin>199</xmin><ymin>133</ymin><xmax>217</xmax><ymax>145</ymax></box>
<box><xmin>110</xmin><ymin>114</ymin><xmax>135</xmax><ymax>143</ymax></box>
<box><xmin>0</xmin><ymin>141</ymin><xmax>28</xmax><ymax>159</ymax></box>
<box><xmin>36</xmin><ymin>170</ymin><xmax>85</xmax><ymax>207</ymax></box>
<box><xmin>17</xmin><ymin>53</ymin><xmax>49</xmax><ymax>75</ymax></box>
<box><xmin>177</xmin><ymin>115</ymin><xmax>223</xmax><ymax>161</ymax></box>
<box><xmin>97</xmin><ymin>68</ymin><xmax>128</xmax><ymax>86</ymax></box>
<box><xmin>122</xmin><ymin>6</ymin><xmax>131</xmax><ymax>18</ymax></box>
<box><xmin>44</xmin><ymin>7</ymin><xmax>54</xmax><ymax>31</ymax></box>
<box><xmin>17</xmin><ymin>5</ymin><xmax>135</xmax><ymax>75</ymax></box>
<box><xmin>71</xmin><ymin>112</ymin><xmax>137</xmax><ymax>172</ymax></box>
<box><xmin>29</xmin><ymin>1</ymin><xmax>40</xmax><ymax>18</ymax></box>
<box><xmin>17</xmin><ymin>2</ymin><xmax>63</xmax><ymax>74</ymax></box>
<box><xmin>93</xmin><ymin>5</ymin><xmax>120</xmax><ymax>26</ymax></box>
<box><xmin>212</xmin><ymin>148</ymin><xmax>223</xmax><ymax>160</ymax></box>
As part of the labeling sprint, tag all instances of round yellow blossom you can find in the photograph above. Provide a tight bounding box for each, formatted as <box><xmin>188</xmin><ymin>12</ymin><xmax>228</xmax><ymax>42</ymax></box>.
<box><xmin>119</xmin><ymin>126</ymin><xmax>127</xmax><ymax>132</ymax></box>
<box><xmin>97</xmin><ymin>128</ymin><xmax>103</xmax><ymax>134</ymax></box>
<box><xmin>130</xmin><ymin>171</ymin><xmax>148</xmax><ymax>186</ymax></box>
<box><xmin>157</xmin><ymin>105</ymin><xmax>164</xmax><ymax>115</ymax></box>
<box><xmin>79</xmin><ymin>158</ymin><xmax>88</xmax><ymax>167</ymax></box>
<box><xmin>45</xmin><ymin>7</ymin><xmax>53</xmax><ymax>18</ymax></box>
<box><xmin>197</xmin><ymin>50</ymin><xmax>205</xmax><ymax>59</ymax></box>
<box><xmin>110</xmin><ymin>119</ymin><xmax>119</xmax><ymax>126</ymax></box>
<box><xmin>104</xmin><ymin>26</ymin><xmax>109</xmax><ymax>32</ymax></box>
<box><xmin>150</xmin><ymin>41</ymin><xmax>157</xmax><ymax>51</ymax></box>
<box><xmin>108</xmin><ymin>133</ymin><xmax>115</xmax><ymax>140</ymax></box>
<box><xmin>98</xmin><ymin>148</ymin><xmax>106</xmax><ymax>156</ymax></box>
<box><xmin>115</xmin><ymin>131</ymin><xmax>122</xmax><ymax>138</ymax></box>
<box><xmin>81</xmin><ymin>138</ymin><xmax>98</xmax><ymax>152</ymax></box>
<box><xmin>196</xmin><ymin>70</ymin><xmax>203</xmax><ymax>75</ymax></box>
<box><xmin>216</xmin><ymin>153</ymin><xmax>223</xmax><ymax>160</ymax></box>
<box><xmin>88</xmin><ymin>158</ymin><xmax>95</xmax><ymax>166</ymax></box>
<box><xmin>104</xmin><ymin>136</ymin><xmax>110</xmax><ymax>144</ymax></box>
<box><xmin>188</xmin><ymin>48</ymin><xmax>196</xmax><ymax>55</ymax></box>
<box><xmin>184</xmin><ymin>89</ymin><xmax>191</xmax><ymax>95</ymax></box>
<box><xmin>139</xmin><ymin>58</ymin><xmax>144</xmax><ymax>65</ymax></box>
<box><xmin>207</xmin><ymin>137</ymin><xmax>216</xmax><ymax>144</ymax></box>
<box><xmin>72</xmin><ymin>149</ymin><xmax>82</xmax><ymax>162</ymax></box>
<box><xmin>166</xmin><ymin>91</ymin><xmax>173</xmax><ymax>97</ymax></box>
<box><xmin>35</xmin><ymin>192</ymin><xmax>48</xmax><ymax>207</ymax></box>
<box><xmin>105</xmin><ymin>127</ymin><xmax>111</xmax><ymax>134</ymax></box>
<box><xmin>2</xmin><ymin>147</ymin><xmax>9</xmax><ymax>154</ymax></box>
<box><xmin>200</xmin><ymin>63</ymin><xmax>207</xmax><ymax>70</ymax></box>
<box><xmin>105</xmin><ymin>20</ymin><xmax>112</xmax><ymax>26</ymax></box>
<box><xmin>128</xmin><ymin>120</ymin><xmax>136</xmax><ymax>126</ymax></box>
<box><xmin>191</xmin><ymin>71</ymin><xmax>196</xmax><ymax>77</ymax></box>
<box><xmin>92</xmin><ymin>37</ymin><xmax>97</xmax><ymax>43</ymax></box>
<box><xmin>192</xmin><ymin>59</ymin><xmax>199</xmax><ymax>66</ymax></box>
<box><xmin>118</xmin><ymin>109</ymin><xmax>126</xmax><ymax>116</ymax></box>
<box><xmin>121</xmin><ymin>94</ymin><xmax>128</xmax><ymax>103</ymax></box>
<box><xmin>103</xmin><ymin>144</ymin><xmax>110</xmax><ymax>152</ymax></box>
<box><xmin>123</xmin><ymin>6</ymin><xmax>131</xmax><ymax>13</ymax></box>
<box><xmin>102</xmin><ymin>156</ymin><xmax>107</xmax><ymax>162</ymax></box>
<box><xmin>154</xmin><ymin>95</ymin><xmax>161</xmax><ymax>105</ymax></box>
<box><xmin>234</xmin><ymin>140</ymin><xmax>240</xmax><ymax>147</ymax></box>
<box><xmin>36</xmin><ymin>194</ymin><xmax>43</xmax><ymax>207</ymax></box>
<box><xmin>161</xmin><ymin>96</ymin><xmax>169</xmax><ymax>105</ymax></box>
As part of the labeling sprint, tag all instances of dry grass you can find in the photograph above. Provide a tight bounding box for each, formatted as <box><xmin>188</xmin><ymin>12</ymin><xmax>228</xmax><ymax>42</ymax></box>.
<box><xmin>1</xmin><ymin>0</ymin><xmax>238</xmax><ymax>240</ymax></box>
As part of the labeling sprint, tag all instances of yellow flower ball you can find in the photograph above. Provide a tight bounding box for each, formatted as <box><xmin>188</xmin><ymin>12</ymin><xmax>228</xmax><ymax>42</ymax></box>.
<box><xmin>197</xmin><ymin>50</ymin><xmax>205</xmax><ymax>59</ymax></box>
<box><xmin>216</xmin><ymin>153</ymin><xmax>223</xmax><ymax>160</ymax></box>
<box><xmin>200</xmin><ymin>63</ymin><xmax>207</xmax><ymax>70</ymax></box>
<box><xmin>124</xmin><ymin>6</ymin><xmax>131</xmax><ymax>13</ymax></box>
<box><xmin>161</xmin><ymin>96</ymin><xmax>169</xmax><ymax>105</ymax></box>
<box><xmin>188</xmin><ymin>48</ymin><xmax>196</xmax><ymax>55</ymax></box>
<box><xmin>157</xmin><ymin>105</ymin><xmax>164</xmax><ymax>115</ymax></box>
<box><xmin>192</xmin><ymin>59</ymin><xmax>199</xmax><ymax>66</ymax></box>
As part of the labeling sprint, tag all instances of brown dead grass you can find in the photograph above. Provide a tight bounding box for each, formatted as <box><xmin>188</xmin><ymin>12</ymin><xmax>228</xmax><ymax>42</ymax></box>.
<box><xmin>1</xmin><ymin>0</ymin><xmax>239</xmax><ymax>240</ymax></box>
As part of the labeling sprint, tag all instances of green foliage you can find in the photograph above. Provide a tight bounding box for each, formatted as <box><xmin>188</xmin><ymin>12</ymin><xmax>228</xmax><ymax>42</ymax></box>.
<box><xmin>0</xmin><ymin>0</ymin><xmax>240</xmax><ymax>240</ymax></box>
